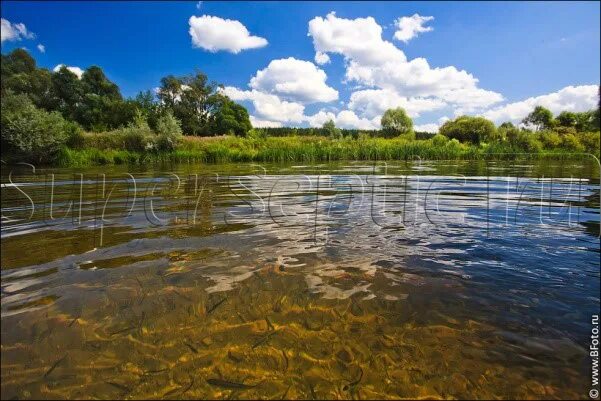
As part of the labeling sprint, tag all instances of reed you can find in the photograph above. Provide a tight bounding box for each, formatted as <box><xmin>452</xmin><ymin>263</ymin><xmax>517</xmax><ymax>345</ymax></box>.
<box><xmin>49</xmin><ymin>133</ymin><xmax>599</xmax><ymax>167</ymax></box>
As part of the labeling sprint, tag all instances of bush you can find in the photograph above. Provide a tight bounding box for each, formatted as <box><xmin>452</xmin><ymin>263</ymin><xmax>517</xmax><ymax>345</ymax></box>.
<box><xmin>439</xmin><ymin>116</ymin><xmax>497</xmax><ymax>144</ymax></box>
<box><xmin>538</xmin><ymin>131</ymin><xmax>562</xmax><ymax>149</ymax></box>
<box><xmin>116</xmin><ymin>112</ymin><xmax>154</xmax><ymax>152</ymax></box>
<box><xmin>431</xmin><ymin>134</ymin><xmax>448</xmax><ymax>146</ymax></box>
<box><xmin>155</xmin><ymin>110</ymin><xmax>183</xmax><ymax>151</ymax></box>
<box><xmin>579</xmin><ymin>131</ymin><xmax>600</xmax><ymax>155</ymax></box>
<box><xmin>561</xmin><ymin>133</ymin><xmax>585</xmax><ymax>152</ymax></box>
<box><xmin>513</xmin><ymin>132</ymin><xmax>543</xmax><ymax>153</ymax></box>
<box><xmin>1</xmin><ymin>92</ymin><xmax>77</xmax><ymax>163</ymax></box>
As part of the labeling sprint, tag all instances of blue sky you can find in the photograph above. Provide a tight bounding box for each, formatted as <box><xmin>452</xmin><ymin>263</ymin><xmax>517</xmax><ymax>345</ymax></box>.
<box><xmin>1</xmin><ymin>1</ymin><xmax>599</xmax><ymax>130</ymax></box>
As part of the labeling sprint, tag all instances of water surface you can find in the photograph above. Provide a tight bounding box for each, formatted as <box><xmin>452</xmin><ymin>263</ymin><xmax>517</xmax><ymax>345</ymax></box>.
<box><xmin>1</xmin><ymin>160</ymin><xmax>599</xmax><ymax>399</ymax></box>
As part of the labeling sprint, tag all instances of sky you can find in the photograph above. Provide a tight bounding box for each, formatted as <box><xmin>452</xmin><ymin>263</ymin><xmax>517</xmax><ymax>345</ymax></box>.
<box><xmin>1</xmin><ymin>1</ymin><xmax>600</xmax><ymax>131</ymax></box>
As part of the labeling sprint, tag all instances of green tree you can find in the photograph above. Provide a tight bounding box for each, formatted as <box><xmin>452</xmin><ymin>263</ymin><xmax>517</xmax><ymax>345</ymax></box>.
<box><xmin>50</xmin><ymin>66</ymin><xmax>83</xmax><ymax>121</ymax></box>
<box><xmin>380</xmin><ymin>107</ymin><xmax>413</xmax><ymax>138</ymax></box>
<box><xmin>555</xmin><ymin>111</ymin><xmax>577</xmax><ymax>128</ymax></box>
<box><xmin>439</xmin><ymin>116</ymin><xmax>497</xmax><ymax>144</ymax></box>
<box><xmin>1</xmin><ymin>91</ymin><xmax>80</xmax><ymax>163</ymax></box>
<box><xmin>322</xmin><ymin>119</ymin><xmax>342</xmax><ymax>138</ymax></box>
<box><xmin>522</xmin><ymin>106</ymin><xmax>554</xmax><ymax>131</ymax></box>
<box><xmin>213</xmin><ymin>98</ymin><xmax>252</xmax><ymax>136</ymax></box>
<box><xmin>1</xmin><ymin>49</ymin><xmax>53</xmax><ymax>110</ymax></box>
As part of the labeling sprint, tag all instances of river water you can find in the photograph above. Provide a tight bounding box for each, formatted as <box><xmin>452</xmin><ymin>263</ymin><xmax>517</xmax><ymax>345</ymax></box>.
<box><xmin>1</xmin><ymin>159</ymin><xmax>599</xmax><ymax>399</ymax></box>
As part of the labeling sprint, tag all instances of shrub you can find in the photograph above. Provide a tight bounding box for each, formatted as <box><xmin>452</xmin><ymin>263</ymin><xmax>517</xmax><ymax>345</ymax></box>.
<box><xmin>117</xmin><ymin>112</ymin><xmax>154</xmax><ymax>152</ymax></box>
<box><xmin>439</xmin><ymin>116</ymin><xmax>496</xmax><ymax>144</ymax></box>
<box><xmin>1</xmin><ymin>92</ymin><xmax>76</xmax><ymax>163</ymax></box>
<box><xmin>431</xmin><ymin>134</ymin><xmax>448</xmax><ymax>146</ymax></box>
<box><xmin>513</xmin><ymin>132</ymin><xmax>543</xmax><ymax>153</ymax></box>
<box><xmin>538</xmin><ymin>131</ymin><xmax>562</xmax><ymax>149</ymax></box>
<box><xmin>579</xmin><ymin>131</ymin><xmax>600</xmax><ymax>155</ymax></box>
<box><xmin>561</xmin><ymin>133</ymin><xmax>585</xmax><ymax>152</ymax></box>
<box><xmin>155</xmin><ymin>110</ymin><xmax>183</xmax><ymax>151</ymax></box>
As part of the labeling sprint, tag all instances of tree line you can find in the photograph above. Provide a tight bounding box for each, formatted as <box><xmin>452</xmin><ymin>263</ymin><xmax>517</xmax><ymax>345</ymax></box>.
<box><xmin>1</xmin><ymin>48</ymin><xmax>252</xmax><ymax>162</ymax></box>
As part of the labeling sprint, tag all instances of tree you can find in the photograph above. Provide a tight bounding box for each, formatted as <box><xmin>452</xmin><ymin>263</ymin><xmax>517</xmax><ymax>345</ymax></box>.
<box><xmin>555</xmin><ymin>111</ymin><xmax>577</xmax><ymax>128</ymax></box>
<box><xmin>381</xmin><ymin>107</ymin><xmax>413</xmax><ymax>138</ymax></box>
<box><xmin>158</xmin><ymin>72</ymin><xmax>222</xmax><ymax>135</ymax></box>
<box><xmin>322</xmin><ymin>119</ymin><xmax>341</xmax><ymax>138</ymax></box>
<box><xmin>439</xmin><ymin>116</ymin><xmax>497</xmax><ymax>144</ymax></box>
<box><xmin>50</xmin><ymin>66</ymin><xmax>83</xmax><ymax>121</ymax></box>
<box><xmin>213</xmin><ymin>97</ymin><xmax>252</xmax><ymax>136</ymax></box>
<box><xmin>81</xmin><ymin>66</ymin><xmax>122</xmax><ymax>100</ymax></box>
<box><xmin>522</xmin><ymin>106</ymin><xmax>553</xmax><ymax>131</ymax></box>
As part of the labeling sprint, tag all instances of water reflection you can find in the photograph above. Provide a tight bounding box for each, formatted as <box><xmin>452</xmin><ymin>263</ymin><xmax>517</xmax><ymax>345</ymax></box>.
<box><xmin>1</xmin><ymin>160</ymin><xmax>599</xmax><ymax>399</ymax></box>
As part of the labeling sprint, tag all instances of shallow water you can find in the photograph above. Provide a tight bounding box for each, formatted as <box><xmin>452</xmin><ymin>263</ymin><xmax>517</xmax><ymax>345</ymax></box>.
<box><xmin>1</xmin><ymin>159</ymin><xmax>599</xmax><ymax>399</ymax></box>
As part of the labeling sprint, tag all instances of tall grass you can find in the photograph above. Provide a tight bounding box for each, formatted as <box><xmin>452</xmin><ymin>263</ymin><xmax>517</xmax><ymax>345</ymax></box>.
<box><xmin>50</xmin><ymin>132</ymin><xmax>599</xmax><ymax>167</ymax></box>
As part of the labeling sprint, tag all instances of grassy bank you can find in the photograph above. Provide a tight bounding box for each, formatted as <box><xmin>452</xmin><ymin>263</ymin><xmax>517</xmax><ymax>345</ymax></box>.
<box><xmin>48</xmin><ymin>133</ymin><xmax>600</xmax><ymax>167</ymax></box>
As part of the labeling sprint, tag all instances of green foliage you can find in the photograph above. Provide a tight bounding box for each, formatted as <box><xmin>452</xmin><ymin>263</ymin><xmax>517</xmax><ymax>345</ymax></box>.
<box><xmin>522</xmin><ymin>106</ymin><xmax>554</xmax><ymax>131</ymax></box>
<box><xmin>155</xmin><ymin>110</ymin><xmax>183</xmax><ymax>151</ymax></box>
<box><xmin>440</xmin><ymin>116</ymin><xmax>497</xmax><ymax>144</ymax></box>
<box><xmin>213</xmin><ymin>98</ymin><xmax>252</xmax><ymax>136</ymax></box>
<box><xmin>1</xmin><ymin>92</ymin><xmax>81</xmax><ymax>163</ymax></box>
<box><xmin>380</xmin><ymin>108</ymin><xmax>413</xmax><ymax>138</ymax></box>
<box><xmin>560</xmin><ymin>133</ymin><xmax>585</xmax><ymax>152</ymax></box>
<box><xmin>538</xmin><ymin>131</ymin><xmax>562</xmax><ymax>148</ymax></box>
<box><xmin>247</xmin><ymin>128</ymin><xmax>267</xmax><ymax>140</ymax></box>
<box><xmin>322</xmin><ymin>119</ymin><xmax>342</xmax><ymax>139</ymax></box>
<box><xmin>157</xmin><ymin>72</ymin><xmax>222</xmax><ymax>136</ymax></box>
<box><xmin>431</xmin><ymin>134</ymin><xmax>449</xmax><ymax>146</ymax></box>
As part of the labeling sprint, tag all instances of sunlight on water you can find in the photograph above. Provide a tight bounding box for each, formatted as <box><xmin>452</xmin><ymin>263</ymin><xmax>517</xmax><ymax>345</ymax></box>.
<box><xmin>1</xmin><ymin>160</ymin><xmax>599</xmax><ymax>399</ymax></box>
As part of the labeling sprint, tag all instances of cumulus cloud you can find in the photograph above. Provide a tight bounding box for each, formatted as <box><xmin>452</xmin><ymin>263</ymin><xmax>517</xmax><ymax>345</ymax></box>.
<box><xmin>348</xmin><ymin>88</ymin><xmax>445</xmax><ymax>119</ymax></box>
<box><xmin>223</xmin><ymin>86</ymin><xmax>306</xmax><ymax>123</ymax></box>
<box><xmin>189</xmin><ymin>15</ymin><xmax>267</xmax><ymax>53</ymax></box>
<box><xmin>53</xmin><ymin>64</ymin><xmax>84</xmax><ymax>79</ymax></box>
<box><xmin>314</xmin><ymin>51</ymin><xmax>330</xmax><ymax>65</ymax></box>
<box><xmin>393</xmin><ymin>14</ymin><xmax>434</xmax><ymax>43</ymax></box>
<box><xmin>414</xmin><ymin>123</ymin><xmax>439</xmax><ymax>133</ymax></box>
<box><xmin>249</xmin><ymin>115</ymin><xmax>283</xmax><ymax>128</ymax></box>
<box><xmin>308</xmin><ymin>12</ymin><xmax>503</xmax><ymax>112</ymax></box>
<box><xmin>249</xmin><ymin>57</ymin><xmax>338</xmax><ymax>103</ymax></box>
<box><xmin>308</xmin><ymin>12</ymin><xmax>406</xmax><ymax>66</ymax></box>
<box><xmin>1</xmin><ymin>18</ymin><xmax>35</xmax><ymax>43</ymax></box>
<box><xmin>37</xmin><ymin>44</ymin><xmax>45</xmax><ymax>53</ymax></box>
<box><xmin>306</xmin><ymin>109</ymin><xmax>379</xmax><ymax>129</ymax></box>
<box><xmin>481</xmin><ymin>85</ymin><xmax>598</xmax><ymax>124</ymax></box>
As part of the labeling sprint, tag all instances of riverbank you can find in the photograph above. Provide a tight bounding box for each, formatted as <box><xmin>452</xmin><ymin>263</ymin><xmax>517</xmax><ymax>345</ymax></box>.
<box><xmin>49</xmin><ymin>133</ymin><xmax>599</xmax><ymax>167</ymax></box>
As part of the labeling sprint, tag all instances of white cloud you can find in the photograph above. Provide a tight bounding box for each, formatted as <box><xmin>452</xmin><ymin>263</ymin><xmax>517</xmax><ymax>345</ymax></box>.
<box><xmin>223</xmin><ymin>86</ymin><xmax>306</xmax><ymax>123</ymax></box>
<box><xmin>481</xmin><ymin>85</ymin><xmax>598</xmax><ymax>124</ymax></box>
<box><xmin>1</xmin><ymin>18</ymin><xmax>34</xmax><ymax>43</ymax></box>
<box><xmin>53</xmin><ymin>64</ymin><xmax>84</xmax><ymax>79</ymax></box>
<box><xmin>249</xmin><ymin>57</ymin><xmax>338</xmax><ymax>103</ymax></box>
<box><xmin>305</xmin><ymin>110</ymin><xmax>337</xmax><ymax>127</ymax></box>
<box><xmin>37</xmin><ymin>44</ymin><xmax>45</xmax><ymax>53</ymax></box>
<box><xmin>314</xmin><ymin>51</ymin><xmax>330</xmax><ymax>65</ymax></box>
<box><xmin>308</xmin><ymin>12</ymin><xmax>503</xmax><ymax>112</ymax></box>
<box><xmin>414</xmin><ymin>123</ymin><xmax>439</xmax><ymax>133</ymax></box>
<box><xmin>348</xmin><ymin>88</ymin><xmax>445</xmax><ymax>119</ymax></box>
<box><xmin>393</xmin><ymin>14</ymin><xmax>434</xmax><ymax>43</ymax></box>
<box><xmin>249</xmin><ymin>115</ymin><xmax>283</xmax><ymax>128</ymax></box>
<box><xmin>308</xmin><ymin>12</ymin><xmax>406</xmax><ymax>66</ymax></box>
<box><xmin>188</xmin><ymin>15</ymin><xmax>267</xmax><ymax>53</ymax></box>
<box><xmin>306</xmin><ymin>109</ymin><xmax>379</xmax><ymax>129</ymax></box>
